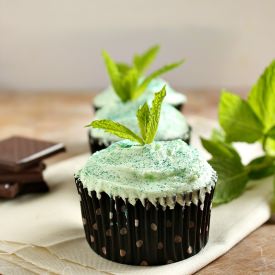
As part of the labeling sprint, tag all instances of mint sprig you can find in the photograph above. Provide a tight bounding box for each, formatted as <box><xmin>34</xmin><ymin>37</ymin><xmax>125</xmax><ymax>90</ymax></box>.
<box><xmin>202</xmin><ymin>60</ymin><xmax>275</xmax><ymax>205</ymax></box>
<box><xmin>102</xmin><ymin>46</ymin><xmax>183</xmax><ymax>102</ymax></box>
<box><xmin>88</xmin><ymin>86</ymin><xmax>166</xmax><ymax>144</ymax></box>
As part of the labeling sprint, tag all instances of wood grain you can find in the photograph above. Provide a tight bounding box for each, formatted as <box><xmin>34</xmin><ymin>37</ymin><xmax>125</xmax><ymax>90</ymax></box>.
<box><xmin>0</xmin><ymin>90</ymin><xmax>274</xmax><ymax>274</ymax></box>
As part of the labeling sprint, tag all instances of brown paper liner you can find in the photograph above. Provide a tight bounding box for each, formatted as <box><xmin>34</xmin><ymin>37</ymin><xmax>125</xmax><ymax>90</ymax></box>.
<box><xmin>75</xmin><ymin>177</ymin><xmax>215</xmax><ymax>266</ymax></box>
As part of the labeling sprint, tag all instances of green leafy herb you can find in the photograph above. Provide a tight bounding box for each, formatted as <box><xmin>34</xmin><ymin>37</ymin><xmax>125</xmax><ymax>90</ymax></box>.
<box><xmin>87</xmin><ymin>87</ymin><xmax>166</xmax><ymax>144</ymax></box>
<box><xmin>91</xmin><ymin>120</ymin><xmax>144</xmax><ymax>145</ymax></box>
<box><xmin>102</xmin><ymin>46</ymin><xmax>183</xmax><ymax>102</ymax></box>
<box><xmin>202</xmin><ymin>60</ymin><xmax>275</xmax><ymax>205</ymax></box>
<box><xmin>219</xmin><ymin>91</ymin><xmax>264</xmax><ymax>143</ymax></box>
<box><xmin>133</xmin><ymin>45</ymin><xmax>160</xmax><ymax>75</ymax></box>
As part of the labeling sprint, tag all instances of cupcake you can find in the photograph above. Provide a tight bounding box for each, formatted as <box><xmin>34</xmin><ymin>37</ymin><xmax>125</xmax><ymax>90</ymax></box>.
<box><xmin>89</xmin><ymin>98</ymin><xmax>191</xmax><ymax>154</ymax></box>
<box><xmin>76</xmin><ymin>88</ymin><xmax>217</xmax><ymax>265</ymax></box>
<box><xmin>93</xmin><ymin>78</ymin><xmax>187</xmax><ymax>112</ymax></box>
<box><xmin>92</xmin><ymin>45</ymin><xmax>186</xmax><ymax>112</ymax></box>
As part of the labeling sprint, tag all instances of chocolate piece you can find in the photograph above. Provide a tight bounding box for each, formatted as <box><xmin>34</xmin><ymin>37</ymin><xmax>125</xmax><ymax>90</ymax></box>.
<box><xmin>0</xmin><ymin>180</ymin><xmax>49</xmax><ymax>199</ymax></box>
<box><xmin>0</xmin><ymin>163</ymin><xmax>46</xmax><ymax>183</ymax></box>
<box><xmin>0</xmin><ymin>136</ymin><xmax>65</xmax><ymax>172</ymax></box>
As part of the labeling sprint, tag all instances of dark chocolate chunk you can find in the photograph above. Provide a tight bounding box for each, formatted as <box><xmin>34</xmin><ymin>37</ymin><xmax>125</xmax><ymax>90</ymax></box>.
<box><xmin>0</xmin><ymin>136</ymin><xmax>65</xmax><ymax>172</ymax></box>
<box><xmin>0</xmin><ymin>180</ymin><xmax>49</xmax><ymax>199</ymax></box>
<box><xmin>0</xmin><ymin>163</ymin><xmax>46</xmax><ymax>183</ymax></box>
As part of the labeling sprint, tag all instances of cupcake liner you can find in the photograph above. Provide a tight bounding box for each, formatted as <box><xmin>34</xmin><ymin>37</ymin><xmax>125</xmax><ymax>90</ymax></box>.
<box><xmin>88</xmin><ymin>125</ymin><xmax>192</xmax><ymax>154</ymax></box>
<box><xmin>75</xmin><ymin>177</ymin><xmax>215</xmax><ymax>266</ymax></box>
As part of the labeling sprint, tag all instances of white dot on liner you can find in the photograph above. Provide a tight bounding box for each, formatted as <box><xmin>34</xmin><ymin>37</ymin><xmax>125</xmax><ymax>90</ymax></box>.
<box><xmin>134</xmin><ymin>219</ymin><xmax>139</xmax><ymax>227</ymax></box>
<box><xmin>166</xmin><ymin>220</ymin><xmax>172</xmax><ymax>228</ymax></box>
<box><xmin>95</xmin><ymin>208</ymin><xmax>101</xmax><ymax>215</ymax></box>
<box><xmin>151</xmin><ymin>223</ymin><xmax>157</xmax><ymax>231</ymax></box>
<box><xmin>90</xmin><ymin>235</ymin><xmax>94</xmax><ymax>243</ymax></box>
<box><xmin>174</xmin><ymin>235</ymin><xmax>182</xmax><ymax>243</ymax></box>
<box><xmin>102</xmin><ymin>246</ymin><xmax>106</xmax><ymax>255</ymax></box>
<box><xmin>120</xmin><ymin>227</ymin><xmax>127</xmax><ymax>235</ymax></box>
<box><xmin>120</xmin><ymin>249</ymin><xmax>126</xmax><ymax>257</ymax></box>
<box><xmin>136</xmin><ymin>240</ymin><xmax>143</xmax><ymax>248</ymax></box>
<box><xmin>92</xmin><ymin>223</ymin><xmax>98</xmax><ymax>230</ymax></box>
<box><xmin>82</xmin><ymin>218</ymin><xmax>87</xmax><ymax>225</ymax></box>
<box><xmin>187</xmin><ymin>246</ymin><xmax>193</xmax><ymax>254</ymax></box>
<box><xmin>4</xmin><ymin>184</ymin><xmax>10</xmax><ymax>189</ymax></box>
<box><xmin>157</xmin><ymin>242</ymin><xmax>164</xmax><ymax>250</ymax></box>
<box><xmin>109</xmin><ymin>212</ymin><xmax>113</xmax><ymax>219</ymax></box>
<box><xmin>206</xmin><ymin>226</ymin><xmax>209</xmax><ymax>232</ymax></box>
<box><xmin>106</xmin><ymin>229</ymin><xmax>112</xmax><ymax>237</ymax></box>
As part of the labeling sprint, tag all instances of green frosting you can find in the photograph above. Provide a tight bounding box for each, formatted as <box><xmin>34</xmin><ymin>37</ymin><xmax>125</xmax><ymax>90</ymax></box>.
<box><xmin>77</xmin><ymin>140</ymin><xmax>216</xmax><ymax>207</ymax></box>
<box><xmin>90</xmin><ymin>100</ymin><xmax>189</xmax><ymax>145</ymax></box>
<box><xmin>93</xmin><ymin>78</ymin><xmax>187</xmax><ymax>108</ymax></box>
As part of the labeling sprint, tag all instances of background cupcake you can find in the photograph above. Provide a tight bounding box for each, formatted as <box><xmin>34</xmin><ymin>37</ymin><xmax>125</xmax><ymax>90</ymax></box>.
<box><xmin>94</xmin><ymin>78</ymin><xmax>187</xmax><ymax>111</ymax></box>
<box><xmin>92</xmin><ymin>45</ymin><xmax>187</xmax><ymax>111</ymax></box>
<box><xmin>76</xmin><ymin>89</ymin><xmax>217</xmax><ymax>265</ymax></box>
<box><xmin>89</xmin><ymin>97</ymin><xmax>191</xmax><ymax>153</ymax></box>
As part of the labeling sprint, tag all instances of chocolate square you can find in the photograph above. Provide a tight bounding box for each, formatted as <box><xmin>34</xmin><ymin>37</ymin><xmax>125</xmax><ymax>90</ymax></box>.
<box><xmin>0</xmin><ymin>136</ymin><xmax>65</xmax><ymax>172</ymax></box>
<box><xmin>0</xmin><ymin>180</ymin><xmax>49</xmax><ymax>199</ymax></box>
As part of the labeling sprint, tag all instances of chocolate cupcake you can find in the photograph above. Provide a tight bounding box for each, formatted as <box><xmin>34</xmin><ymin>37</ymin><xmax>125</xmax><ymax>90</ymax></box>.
<box><xmin>77</xmin><ymin>88</ymin><xmax>217</xmax><ymax>265</ymax></box>
<box><xmin>75</xmin><ymin>140</ymin><xmax>216</xmax><ymax>265</ymax></box>
<box><xmin>89</xmin><ymin>100</ymin><xmax>191</xmax><ymax>154</ymax></box>
<box><xmin>93</xmin><ymin>45</ymin><xmax>186</xmax><ymax>112</ymax></box>
<box><xmin>93</xmin><ymin>78</ymin><xmax>187</xmax><ymax>112</ymax></box>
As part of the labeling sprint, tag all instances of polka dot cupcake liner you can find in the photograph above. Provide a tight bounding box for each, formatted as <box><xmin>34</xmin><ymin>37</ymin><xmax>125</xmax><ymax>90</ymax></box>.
<box><xmin>88</xmin><ymin>126</ymin><xmax>192</xmax><ymax>154</ymax></box>
<box><xmin>75</xmin><ymin>177</ymin><xmax>215</xmax><ymax>266</ymax></box>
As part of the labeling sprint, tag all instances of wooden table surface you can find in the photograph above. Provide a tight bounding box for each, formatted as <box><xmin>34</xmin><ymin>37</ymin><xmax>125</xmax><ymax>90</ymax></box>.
<box><xmin>1</xmin><ymin>90</ymin><xmax>275</xmax><ymax>274</ymax></box>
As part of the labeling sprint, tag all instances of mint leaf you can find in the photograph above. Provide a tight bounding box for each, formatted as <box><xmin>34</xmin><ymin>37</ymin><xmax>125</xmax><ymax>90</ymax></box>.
<box><xmin>136</xmin><ymin>102</ymin><xmax>150</xmax><ymax>140</ymax></box>
<box><xmin>267</xmin><ymin>125</ymin><xmax>275</xmax><ymax>139</ymax></box>
<box><xmin>247</xmin><ymin>156</ymin><xmax>275</xmax><ymax>180</ymax></box>
<box><xmin>210</xmin><ymin>128</ymin><xmax>226</xmax><ymax>143</ymax></box>
<box><xmin>132</xmin><ymin>60</ymin><xmax>184</xmax><ymax>100</ymax></box>
<box><xmin>102</xmin><ymin>51</ymin><xmax>127</xmax><ymax>102</ymax></box>
<box><xmin>201</xmin><ymin>138</ymin><xmax>240</xmax><ymax>161</ymax></box>
<box><xmin>90</xmin><ymin>120</ymin><xmax>144</xmax><ymax>145</ymax></box>
<box><xmin>117</xmin><ymin>62</ymin><xmax>131</xmax><ymax>74</ymax></box>
<box><xmin>248</xmin><ymin>60</ymin><xmax>275</xmax><ymax>132</ymax></box>
<box><xmin>133</xmin><ymin>45</ymin><xmax>160</xmax><ymax>74</ymax></box>
<box><xmin>210</xmin><ymin>157</ymin><xmax>249</xmax><ymax>205</ymax></box>
<box><xmin>121</xmin><ymin>68</ymin><xmax>139</xmax><ymax>100</ymax></box>
<box><xmin>144</xmin><ymin>86</ymin><xmax>166</xmax><ymax>143</ymax></box>
<box><xmin>201</xmin><ymin>137</ymin><xmax>249</xmax><ymax>205</ymax></box>
<box><xmin>89</xmin><ymin>87</ymin><xmax>167</xmax><ymax>145</ymax></box>
<box><xmin>102</xmin><ymin>49</ymin><xmax>182</xmax><ymax>102</ymax></box>
<box><xmin>219</xmin><ymin>90</ymin><xmax>264</xmax><ymax>143</ymax></box>
<box><xmin>266</xmin><ymin>138</ymin><xmax>275</xmax><ymax>157</ymax></box>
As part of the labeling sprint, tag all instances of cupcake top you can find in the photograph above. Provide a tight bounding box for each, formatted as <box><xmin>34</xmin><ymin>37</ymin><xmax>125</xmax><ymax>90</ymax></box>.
<box><xmin>93</xmin><ymin>78</ymin><xmax>187</xmax><ymax>108</ymax></box>
<box><xmin>76</xmin><ymin>139</ymin><xmax>216</xmax><ymax>207</ymax></box>
<box><xmin>90</xmin><ymin>100</ymin><xmax>189</xmax><ymax>144</ymax></box>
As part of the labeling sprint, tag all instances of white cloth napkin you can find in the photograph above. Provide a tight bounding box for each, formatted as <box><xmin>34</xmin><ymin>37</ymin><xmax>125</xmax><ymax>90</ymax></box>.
<box><xmin>0</xmin><ymin>117</ymin><xmax>272</xmax><ymax>274</ymax></box>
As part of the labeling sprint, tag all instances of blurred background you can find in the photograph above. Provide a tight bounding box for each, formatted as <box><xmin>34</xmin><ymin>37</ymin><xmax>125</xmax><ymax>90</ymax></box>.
<box><xmin>0</xmin><ymin>0</ymin><xmax>275</xmax><ymax>92</ymax></box>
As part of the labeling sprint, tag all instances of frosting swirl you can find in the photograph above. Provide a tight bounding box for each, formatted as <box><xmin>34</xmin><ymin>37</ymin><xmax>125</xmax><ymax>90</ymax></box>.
<box><xmin>77</xmin><ymin>140</ymin><xmax>216</xmax><ymax>207</ymax></box>
<box><xmin>93</xmin><ymin>78</ymin><xmax>187</xmax><ymax>108</ymax></box>
<box><xmin>90</xmin><ymin>101</ymin><xmax>190</xmax><ymax>144</ymax></box>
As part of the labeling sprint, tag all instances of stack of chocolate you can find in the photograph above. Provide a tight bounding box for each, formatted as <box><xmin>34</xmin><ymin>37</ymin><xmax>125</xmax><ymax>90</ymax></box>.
<box><xmin>0</xmin><ymin>136</ymin><xmax>65</xmax><ymax>199</ymax></box>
